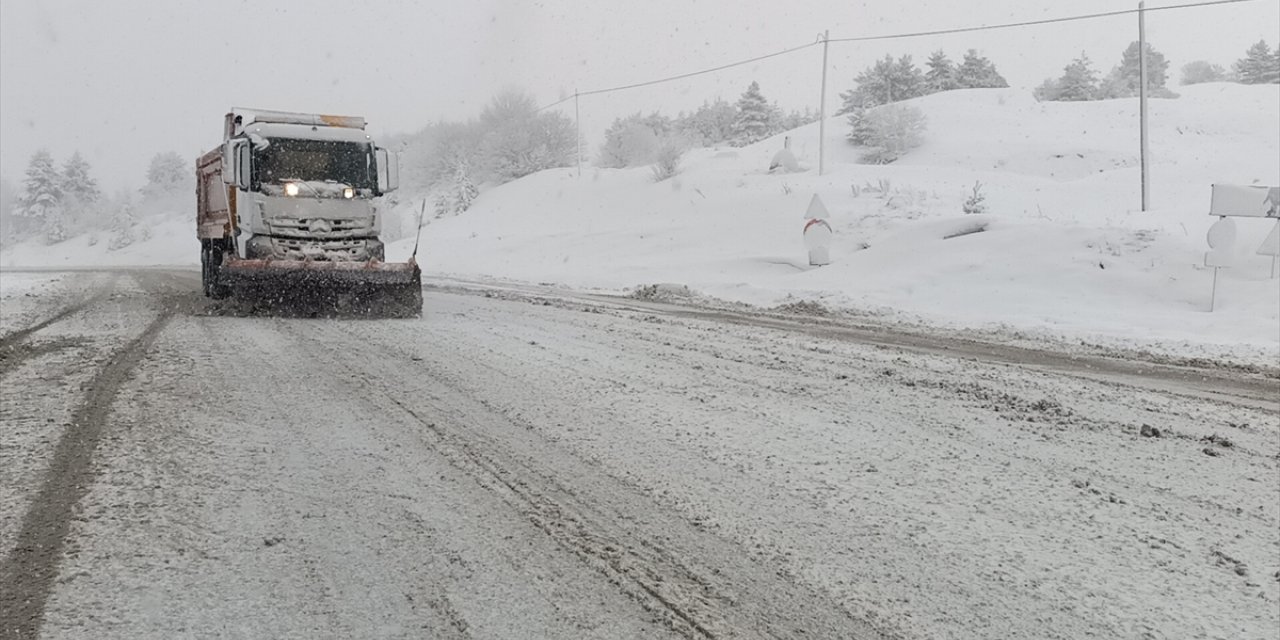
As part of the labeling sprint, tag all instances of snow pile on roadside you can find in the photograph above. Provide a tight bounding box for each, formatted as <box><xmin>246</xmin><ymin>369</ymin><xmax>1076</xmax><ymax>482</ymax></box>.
<box><xmin>391</xmin><ymin>84</ymin><xmax>1279</xmax><ymax>363</ymax></box>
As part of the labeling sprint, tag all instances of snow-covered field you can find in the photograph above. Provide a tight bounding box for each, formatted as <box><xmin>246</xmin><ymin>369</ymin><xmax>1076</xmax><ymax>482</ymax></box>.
<box><xmin>4</xmin><ymin>84</ymin><xmax>1278</xmax><ymax>364</ymax></box>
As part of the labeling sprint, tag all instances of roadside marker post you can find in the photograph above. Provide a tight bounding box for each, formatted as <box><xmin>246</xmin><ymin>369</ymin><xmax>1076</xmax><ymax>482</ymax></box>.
<box><xmin>1205</xmin><ymin>216</ymin><xmax>1235</xmax><ymax>312</ymax></box>
<box><xmin>804</xmin><ymin>194</ymin><xmax>833</xmax><ymax>266</ymax></box>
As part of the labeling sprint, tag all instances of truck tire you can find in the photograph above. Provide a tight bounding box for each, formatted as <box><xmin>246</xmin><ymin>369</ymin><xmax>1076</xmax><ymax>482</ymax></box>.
<box><xmin>201</xmin><ymin>241</ymin><xmax>232</xmax><ymax>299</ymax></box>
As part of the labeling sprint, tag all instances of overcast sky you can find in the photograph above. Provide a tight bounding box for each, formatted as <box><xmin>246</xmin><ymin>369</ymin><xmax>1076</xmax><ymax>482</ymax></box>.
<box><xmin>2</xmin><ymin>0</ymin><xmax>1277</xmax><ymax>188</ymax></box>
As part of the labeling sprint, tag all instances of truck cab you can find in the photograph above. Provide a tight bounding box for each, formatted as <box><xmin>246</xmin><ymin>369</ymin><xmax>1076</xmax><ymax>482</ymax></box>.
<box><xmin>212</xmin><ymin>110</ymin><xmax>397</xmax><ymax>262</ymax></box>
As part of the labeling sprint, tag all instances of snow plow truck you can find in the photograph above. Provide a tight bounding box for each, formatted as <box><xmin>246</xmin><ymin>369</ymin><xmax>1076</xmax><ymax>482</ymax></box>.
<box><xmin>196</xmin><ymin>108</ymin><xmax>421</xmax><ymax>315</ymax></box>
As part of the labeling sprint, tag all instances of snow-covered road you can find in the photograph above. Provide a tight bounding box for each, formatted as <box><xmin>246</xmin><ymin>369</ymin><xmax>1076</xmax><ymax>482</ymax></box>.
<box><xmin>1</xmin><ymin>270</ymin><xmax>1276</xmax><ymax>640</ymax></box>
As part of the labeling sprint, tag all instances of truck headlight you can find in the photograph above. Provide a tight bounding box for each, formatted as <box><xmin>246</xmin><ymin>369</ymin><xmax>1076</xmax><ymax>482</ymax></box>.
<box><xmin>284</xmin><ymin>182</ymin><xmax>300</xmax><ymax>197</ymax></box>
<box><xmin>343</xmin><ymin>187</ymin><xmax>354</xmax><ymax>199</ymax></box>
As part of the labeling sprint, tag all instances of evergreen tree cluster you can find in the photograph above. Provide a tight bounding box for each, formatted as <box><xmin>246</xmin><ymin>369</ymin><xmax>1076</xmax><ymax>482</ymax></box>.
<box><xmin>2</xmin><ymin>149</ymin><xmax>188</xmax><ymax>248</ymax></box>
<box><xmin>1037</xmin><ymin>41</ymin><xmax>1176</xmax><ymax>102</ymax></box>
<box><xmin>1234</xmin><ymin>40</ymin><xmax>1280</xmax><ymax>85</ymax></box>
<box><xmin>839</xmin><ymin>49</ymin><xmax>1008</xmax><ymax>114</ymax></box>
<box><xmin>10</xmin><ymin>149</ymin><xmax>104</xmax><ymax>244</ymax></box>
<box><xmin>1039</xmin><ymin>40</ymin><xmax>1279</xmax><ymax>102</ymax></box>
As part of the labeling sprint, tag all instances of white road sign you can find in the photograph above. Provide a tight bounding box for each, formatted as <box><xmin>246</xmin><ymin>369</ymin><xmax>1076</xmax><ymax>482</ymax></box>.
<box><xmin>1209</xmin><ymin>184</ymin><xmax>1280</xmax><ymax>218</ymax></box>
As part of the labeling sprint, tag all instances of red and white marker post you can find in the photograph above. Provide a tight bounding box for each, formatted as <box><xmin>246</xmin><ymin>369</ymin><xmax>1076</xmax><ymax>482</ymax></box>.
<box><xmin>803</xmin><ymin>194</ymin><xmax>833</xmax><ymax>266</ymax></box>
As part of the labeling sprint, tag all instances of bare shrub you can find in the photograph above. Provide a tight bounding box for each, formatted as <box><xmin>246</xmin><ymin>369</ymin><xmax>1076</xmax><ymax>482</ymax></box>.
<box><xmin>650</xmin><ymin>138</ymin><xmax>685</xmax><ymax>182</ymax></box>
<box><xmin>963</xmin><ymin>181</ymin><xmax>987</xmax><ymax>214</ymax></box>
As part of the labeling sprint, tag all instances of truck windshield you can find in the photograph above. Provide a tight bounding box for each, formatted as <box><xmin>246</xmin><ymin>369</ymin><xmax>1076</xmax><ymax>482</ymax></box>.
<box><xmin>253</xmin><ymin>138</ymin><xmax>373</xmax><ymax>189</ymax></box>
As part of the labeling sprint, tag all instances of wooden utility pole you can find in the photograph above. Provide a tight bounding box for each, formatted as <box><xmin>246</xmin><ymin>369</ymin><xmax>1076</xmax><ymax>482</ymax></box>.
<box><xmin>818</xmin><ymin>31</ymin><xmax>830</xmax><ymax>176</ymax></box>
<box><xmin>1139</xmin><ymin>2</ymin><xmax>1150</xmax><ymax>211</ymax></box>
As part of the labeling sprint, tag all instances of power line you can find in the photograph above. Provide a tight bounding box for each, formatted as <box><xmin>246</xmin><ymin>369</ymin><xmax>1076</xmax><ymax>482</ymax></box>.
<box><xmin>826</xmin><ymin>0</ymin><xmax>1260</xmax><ymax>43</ymax></box>
<box><xmin>535</xmin><ymin>96</ymin><xmax>574</xmax><ymax>114</ymax></box>
<box><xmin>578</xmin><ymin>41</ymin><xmax>819</xmax><ymax>97</ymax></box>
<box><xmin>537</xmin><ymin>40</ymin><xmax>819</xmax><ymax>111</ymax></box>
<box><xmin>536</xmin><ymin>0</ymin><xmax>1261</xmax><ymax>111</ymax></box>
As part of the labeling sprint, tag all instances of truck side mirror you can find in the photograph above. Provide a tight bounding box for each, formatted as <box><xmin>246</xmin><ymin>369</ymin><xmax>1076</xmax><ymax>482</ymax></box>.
<box><xmin>236</xmin><ymin>142</ymin><xmax>252</xmax><ymax>189</ymax></box>
<box><xmin>376</xmin><ymin>147</ymin><xmax>398</xmax><ymax>194</ymax></box>
<box><xmin>222</xmin><ymin>139</ymin><xmax>252</xmax><ymax>189</ymax></box>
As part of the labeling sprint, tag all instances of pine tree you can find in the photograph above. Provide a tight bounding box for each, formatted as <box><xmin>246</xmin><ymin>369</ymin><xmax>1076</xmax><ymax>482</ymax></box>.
<box><xmin>925</xmin><ymin>50</ymin><xmax>959</xmax><ymax>93</ymax></box>
<box><xmin>891</xmin><ymin>55</ymin><xmax>926</xmax><ymax>101</ymax></box>
<box><xmin>840</xmin><ymin>55</ymin><xmax>898</xmax><ymax>110</ymax></box>
<box><xmin>1113</xmin><ymin>41</ymin><xmax>1170</xmax><ymax>96</ymax></box>
<box><xmin>956</xmin><ymin>50</ymin><xmax>1009</xmax><ymax>89</ymax></box>
<box><xmin>452</xmin><ymin>163</ymin><xmax>479</xmax><ymax>213</ymax></box>
<box><xmin>1234</xmin><ymin>40</ymin><xmax>1279</xmax><ymax>84</ymax></box>
<box><xmin>433</xmin><ymin>161</ymin><xmax>479</xmax><ymax>217</ymax></box>
<box><xmin>858</xmin><ymin>104</ymin><xmax>927</xmax><ymax>165</ymax></box>
<box><xmin>108</xmin><ymin>192</ymin><xmax>138</xmax><ymax>250</ymax></box>
<box><xmin>62</xmin><ymin>152</ymin><xmax>100</xmax><ymax>204</ymax></box>
<box><xmin>16</xmin><ymin>149</ymin><xmax>67</xmax><ymax>243</ymax></box>
<box><xmin>1055</xmin><ymin>53</ymin><xmax>1100</xmax><ymax>101</ymax></box>
<box><xmin>61</xmin><ymin>151</ymin><xmax>101</xmax><ymax>230</ymax></box>
<box><xmin>780</xmin><ymin>107</ymin><xmax>820</xmax><ymax>130</ymax></box>
<box><xmin>676</xmin><ymin>99</ymin><xmax>737</xmax><ymax>147</ymax></box>
<box><xmin>846</xmin><ymin>104</ymin><xmax>875</xmax><ymax>146</ymax></box>
<box><xmin>0</xmin><ymin>178</ymin><xmax>16</xmax><ymax>246</ymax></box>
<box><xmin>1033</xmin><ymin>78</ymin><xmax>1062</xmax><ymax>102</ymax></box>
<box><xmin>730</xmin><ymin>81</ymin><xmax>775</xmax><ymax>147</ymax></box>
<box><xmin>142</xmin><ymin>151</ymin><xmax>190</xmax><ymax>198</ymax></box>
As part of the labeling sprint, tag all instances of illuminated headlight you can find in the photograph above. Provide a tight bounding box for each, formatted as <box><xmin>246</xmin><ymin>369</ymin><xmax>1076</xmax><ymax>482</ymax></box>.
<box><xmin>343</xmin><ymin>187</ymin><xmax>354</xmax><ymax>199</ymax></box>
<box><xmin>284</xmin><ymin>182</ymin><xmax>300</xmax><ymax>197</ymax></box>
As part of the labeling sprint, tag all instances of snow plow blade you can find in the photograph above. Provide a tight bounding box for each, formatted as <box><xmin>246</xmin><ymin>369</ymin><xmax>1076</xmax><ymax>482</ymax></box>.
<box><xmin>218</xmin><ymin>257</ymin><xmax>423</xmax><ymax>317</ymax></box>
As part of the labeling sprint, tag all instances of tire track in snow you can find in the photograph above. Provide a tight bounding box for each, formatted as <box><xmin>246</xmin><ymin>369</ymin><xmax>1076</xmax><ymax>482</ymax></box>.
<box><xmin>0</xmin><ymin>287</ymin><xmax>112</xmax><ymax>351</ymax></box>
<box><xmin>295</xmin><ymin>320</ymin><xmax>889</xmax><ymax>640</ymax></box>
<box><xmin>0</xmin><ymin>309</ymin><xmax>171</xmax><ymax>640</ymax></box>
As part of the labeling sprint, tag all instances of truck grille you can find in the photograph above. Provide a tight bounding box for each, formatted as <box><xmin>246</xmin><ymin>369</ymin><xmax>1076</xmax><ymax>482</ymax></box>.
<box><xmin>266</xmin><ymin>217</ymin><xmax>374</xmax><ymax>240</ymax></box>
<box><xmin>271</xmin><ymin>237</ymin><xmax>371</xmax><ymax>261</ymax></box>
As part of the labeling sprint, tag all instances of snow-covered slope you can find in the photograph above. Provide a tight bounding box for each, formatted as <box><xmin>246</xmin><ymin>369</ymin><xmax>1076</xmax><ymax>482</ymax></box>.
<box><xmin>392</xmin><ymin>83</ymin><xmax>1280</xmax><ymax>363</ymax></box>
<box><xmin>0</xmin><ymin>215</ymin><xmax>197</xmax><ymax>268</ymax></box>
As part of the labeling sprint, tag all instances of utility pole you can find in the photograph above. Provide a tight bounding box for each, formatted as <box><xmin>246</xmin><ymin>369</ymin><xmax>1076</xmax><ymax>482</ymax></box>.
<box><xmin>1138</xmin><ymin>1</ymin><xmax>1150</xmax><ymax>211</ymax></box>
<box><xmin>575</xmin><ymin>92</ymin><xmax>582</xmax><ymax>178</ymax></box>
<box><xmin>818</xmin><ymin>30</ymin><xmax>830</xmax><ymax>176</ymax></box>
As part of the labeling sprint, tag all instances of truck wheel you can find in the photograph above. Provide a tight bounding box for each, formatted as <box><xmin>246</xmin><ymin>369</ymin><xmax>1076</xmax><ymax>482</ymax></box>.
<box><xmin>200</xmin><ymin>243</ymin><xmax>212</xmax><ymax>296</ymax></box>
<box><xmin>202</xmin><ymin>242</ymin><xmax>232</xmax><ymax>300</ymax></box>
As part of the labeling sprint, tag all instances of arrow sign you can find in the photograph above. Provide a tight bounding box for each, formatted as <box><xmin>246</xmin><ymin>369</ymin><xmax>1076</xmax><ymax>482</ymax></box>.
<box><xmin>1210</xmin><ymin>184</ymin><xmax>1277</xmax><ymax>218</ymax></box>
<box><xmin>805</xmin><ymin>194</ymin><xmax>830</xmax><ymax>220</ymax></box>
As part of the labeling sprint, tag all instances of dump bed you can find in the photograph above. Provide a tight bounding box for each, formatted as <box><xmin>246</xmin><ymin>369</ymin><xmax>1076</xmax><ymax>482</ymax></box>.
<box><xmin>196</xmin><ymin>149</ymin><xmax>234</xmax><ymax>241</ymax></box>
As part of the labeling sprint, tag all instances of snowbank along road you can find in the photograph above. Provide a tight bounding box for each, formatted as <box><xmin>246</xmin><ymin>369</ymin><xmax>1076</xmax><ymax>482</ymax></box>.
<box><xmin>0</xmin><ymin>269</ymin><xmax>1276</xmax><ymax>640</ymax></box>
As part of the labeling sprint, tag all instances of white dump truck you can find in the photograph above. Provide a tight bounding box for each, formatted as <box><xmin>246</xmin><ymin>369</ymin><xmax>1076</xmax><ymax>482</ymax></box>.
<box><xmin>196</xmin><ymin>108</ymin><xmax>421</xmax><ymax>315</ymax></box>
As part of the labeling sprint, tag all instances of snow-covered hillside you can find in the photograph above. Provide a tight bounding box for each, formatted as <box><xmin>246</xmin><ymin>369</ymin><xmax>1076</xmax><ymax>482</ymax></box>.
<box><xmin>392</xmin><ymin>83</ymin><xmax>1280</xmax><ymax>363</ymax></box>
<box><xmin>4</xmin><ymin>84</ymin><xmax>1277</xmax><ymax>363</ymax></box>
